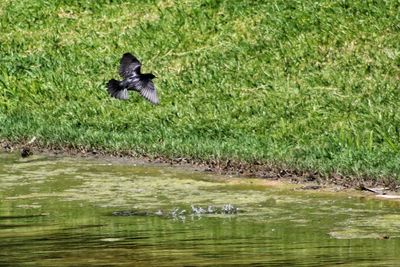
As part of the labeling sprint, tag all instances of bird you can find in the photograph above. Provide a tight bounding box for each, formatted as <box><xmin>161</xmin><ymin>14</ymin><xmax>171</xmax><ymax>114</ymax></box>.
<box><xmin>107</xmin><ymin>53</ymin><xmax>159</xmax><ymax>104</ymax></box>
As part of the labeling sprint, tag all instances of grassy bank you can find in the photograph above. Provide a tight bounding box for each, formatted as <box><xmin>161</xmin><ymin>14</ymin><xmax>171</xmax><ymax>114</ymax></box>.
<box><xmin>1</xmin><ymin>0</ymin><xmax>400</xmax><ymax>179</ymax></box>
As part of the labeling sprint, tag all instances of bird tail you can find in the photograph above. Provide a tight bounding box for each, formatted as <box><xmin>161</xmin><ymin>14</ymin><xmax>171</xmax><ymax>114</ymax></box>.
<box><xmin>107</xmin><ymin>79</ymin><xmax>128</xmax><ymax>100</ymax></box>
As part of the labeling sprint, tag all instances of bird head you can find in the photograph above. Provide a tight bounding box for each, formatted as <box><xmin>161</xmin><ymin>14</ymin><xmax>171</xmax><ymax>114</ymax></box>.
<box><xmin>143</xmin><ymin>73</ymin><xmax>156</xmax><ymax>80</ymax></box>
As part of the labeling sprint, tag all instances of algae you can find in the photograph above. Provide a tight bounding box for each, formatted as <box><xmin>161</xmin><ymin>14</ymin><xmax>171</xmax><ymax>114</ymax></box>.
<box><xmin>1</xmin><ymin>152</ymin><xmax>400</xmax><ymax>266</ymax></box>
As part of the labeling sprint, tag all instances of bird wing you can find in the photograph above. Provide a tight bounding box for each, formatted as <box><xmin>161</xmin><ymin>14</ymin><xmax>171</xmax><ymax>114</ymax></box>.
<box><xmin>119</xmin><ymin>53</ymin><xmax>141</xmax><ymax>78</ymax></box>
<box><xmin>114</xmin><ymin>88</ymin><xmax>129</xmax><ymax>100</ymax></box>
<box><xmin>107</xmin><ymin>79</ymin><xmax>129</xmax><ymax>100</ymax></box>
<box><xmin>136</xmin><ymin>80</ymin><xmax>159</xmax><ymax>105</ymax></box>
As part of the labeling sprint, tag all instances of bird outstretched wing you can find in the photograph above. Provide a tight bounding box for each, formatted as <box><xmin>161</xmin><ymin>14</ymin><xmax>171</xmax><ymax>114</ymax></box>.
<box><xmin>107</xmin><ymin>79</ymin><xmax>129</xmax><ymax>100</ymax></box>
<box><xmin>113</xmin><ymin>88</ymin><xmax>129</xmax><ymax>100</ymax></box>
<box><xmin>119</xmin><ymin>53</ymin><xmax>141</xmax><ymax>78</ymax></box>
<box><xmin>137</xmin><ymin>80</ymin><xmax>159</xmax><ymax>105</ymax></box>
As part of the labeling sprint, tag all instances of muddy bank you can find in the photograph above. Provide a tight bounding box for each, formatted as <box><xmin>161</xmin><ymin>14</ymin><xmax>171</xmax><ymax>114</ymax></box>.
<box><xmin>1</xmin><ymin>139</ymin><xmax>399</xmax><ymax>194</ymax></box>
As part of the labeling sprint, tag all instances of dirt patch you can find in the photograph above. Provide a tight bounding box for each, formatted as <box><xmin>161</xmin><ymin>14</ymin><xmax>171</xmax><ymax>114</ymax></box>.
<box><xmin>2</xmin><ymin>139</ymin><xmax>399</xmax><ymax>195</ymax></box>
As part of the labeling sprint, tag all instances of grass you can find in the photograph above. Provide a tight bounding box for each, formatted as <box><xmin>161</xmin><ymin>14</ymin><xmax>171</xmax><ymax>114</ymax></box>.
<box><xmin>1</xmin><ymin>0</ymin><xmax>400</xmax><ymax>180</ymax></box>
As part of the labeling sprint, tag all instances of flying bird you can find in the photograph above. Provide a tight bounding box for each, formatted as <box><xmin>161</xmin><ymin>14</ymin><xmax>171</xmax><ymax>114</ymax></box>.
<box><xmin>107</xmin><ymin>53</ymin><xmax>159</xmax><ymax>104</ymax></box>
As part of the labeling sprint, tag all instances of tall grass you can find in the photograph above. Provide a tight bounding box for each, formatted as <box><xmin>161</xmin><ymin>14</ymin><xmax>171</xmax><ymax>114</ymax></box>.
<box><xmin>1</xmin><ymin>0</ymin><xmax>400</xmax><ymax>179</ymax></box>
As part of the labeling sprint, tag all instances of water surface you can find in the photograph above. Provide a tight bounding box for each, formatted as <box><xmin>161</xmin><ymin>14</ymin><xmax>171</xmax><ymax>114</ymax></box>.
<box><xmin>1</xmin><ymin>152</ymin><xmax>399</xmax><ymax>266</ymax></box>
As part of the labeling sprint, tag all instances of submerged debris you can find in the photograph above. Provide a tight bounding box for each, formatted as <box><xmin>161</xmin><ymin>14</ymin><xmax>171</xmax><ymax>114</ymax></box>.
<box><xmin>112</xmin><ymin>204</ymin><xmax>240</xmax><ymax>220</ymax></box>
<box><xmin>221</xmin><ymin>204</ymin><xmax>238</xmax><ymax>214</ymax></box>
<box><xmin>191</xmin><ymin>204</ymin><xmax>239</xmax><ymax>215</ymax></box>
<box><xmin>357</xmin><ymin>184</ymin><xmax>385</xmax><ymax>195</ymax></box>
<box><xmin>111</xmin><ymin>210</ymin><xmax>151</xmax><ymax>216</ymax></box>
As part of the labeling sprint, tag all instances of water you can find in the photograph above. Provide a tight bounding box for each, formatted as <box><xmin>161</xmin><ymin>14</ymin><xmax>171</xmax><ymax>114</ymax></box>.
<box><xmin>1</xmin><ymin>152</ymin><xmax>400</xmax><ymax>266</ymax></box>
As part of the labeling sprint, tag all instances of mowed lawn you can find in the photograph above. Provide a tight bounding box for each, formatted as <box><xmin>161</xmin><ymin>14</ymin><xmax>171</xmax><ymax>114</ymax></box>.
<box><xmin>1</xmin><ymin>0</ymin><xmax>400</xmax><ymax>179</ymax></box>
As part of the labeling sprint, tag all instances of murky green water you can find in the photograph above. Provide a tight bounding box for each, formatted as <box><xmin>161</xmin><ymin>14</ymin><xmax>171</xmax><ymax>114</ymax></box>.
<box><xmin>1</xmin><ymin>152</ymin><xmax>400</xmax><ymax>266</ymax></box>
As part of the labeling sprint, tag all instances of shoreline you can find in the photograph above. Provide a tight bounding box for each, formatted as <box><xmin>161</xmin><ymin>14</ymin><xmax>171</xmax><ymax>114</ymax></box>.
<box><xmin>2</xmin><ymin>139</ymin><xmax>399</xmax><ymax>195</ymax></box>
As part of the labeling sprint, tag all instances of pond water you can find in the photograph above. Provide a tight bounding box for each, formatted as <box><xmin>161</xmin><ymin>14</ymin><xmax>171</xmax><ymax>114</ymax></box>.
<box><xmin>1</xmin><ymin>152</ymin><xmax>400</xmax><ymax>266</ymax></box>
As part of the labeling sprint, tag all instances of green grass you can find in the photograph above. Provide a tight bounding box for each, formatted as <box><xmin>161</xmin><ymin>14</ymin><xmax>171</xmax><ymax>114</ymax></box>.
<box><xmin>1</xmin><ymin>0</ymin><xmax>400</xmax><ymax>179</ymax></box>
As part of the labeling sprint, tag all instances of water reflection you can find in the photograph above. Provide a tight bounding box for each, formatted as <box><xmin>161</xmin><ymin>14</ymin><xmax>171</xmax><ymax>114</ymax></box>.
<box><xmin>0</xmin><ymin>153</ymin><xmax>400</xmax><ymax>266</ymax></box>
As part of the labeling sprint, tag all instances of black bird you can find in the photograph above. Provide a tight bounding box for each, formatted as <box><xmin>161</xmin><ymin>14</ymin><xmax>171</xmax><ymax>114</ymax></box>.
<box><xmin>107</xmin><ymin>53</ymin><xmax>159</xmax><ymax>104</ymax></box>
